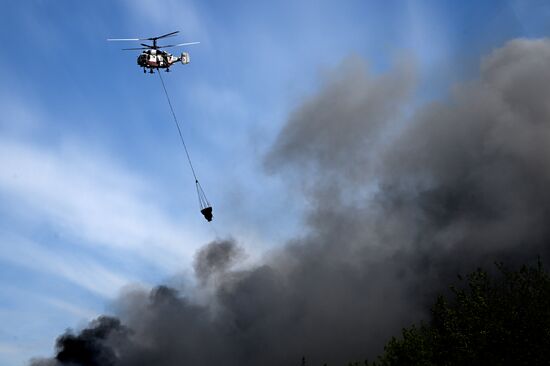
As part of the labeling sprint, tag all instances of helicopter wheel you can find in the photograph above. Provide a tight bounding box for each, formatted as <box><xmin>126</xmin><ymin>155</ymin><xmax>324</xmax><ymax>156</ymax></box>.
<box><xmin>143</xmin><ymin>68</ymin><xmax>146</xmax><ymax>74</ymax></box>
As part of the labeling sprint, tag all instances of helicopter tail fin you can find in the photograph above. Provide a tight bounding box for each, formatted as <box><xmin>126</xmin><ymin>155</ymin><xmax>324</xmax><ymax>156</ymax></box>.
<box><xmin>180</xmin><ymin>52</ymin><xmax>190</xmax><ymax>64</ymax></box>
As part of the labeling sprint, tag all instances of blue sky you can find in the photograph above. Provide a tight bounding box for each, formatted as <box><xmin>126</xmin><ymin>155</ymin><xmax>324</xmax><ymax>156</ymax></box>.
<box><xmin>0</xmin><ymin>1</ymin><xmax>549</xmax><ymax>364</ymax></box>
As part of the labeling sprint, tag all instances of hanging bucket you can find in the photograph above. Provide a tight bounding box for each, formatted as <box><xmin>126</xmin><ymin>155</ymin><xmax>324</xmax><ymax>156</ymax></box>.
<box><xmin>200</xmin><ymin>206</ymin><xmax>213</xmax><ymax>222</ymax></box>
<box><xmin>196</xmin><ymin>180</ymin><xmax>213</xmax><ymax>222</ymax></box>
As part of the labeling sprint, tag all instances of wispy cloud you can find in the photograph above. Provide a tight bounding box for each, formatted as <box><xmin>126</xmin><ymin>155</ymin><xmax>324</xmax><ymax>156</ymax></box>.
<box><xmin>0</xmin><ymin>137</ymin><xmax>206</xmax><ymax>272</ymax></box>
<box><xmin>42</xmin><ymin>296</ymin><xmax>99</xmax><ymax>320</ymax></box>
<box><xmin>0</xmin><ymin>234</ymin><xmax>131</xmax><ymax>298</ymax></box>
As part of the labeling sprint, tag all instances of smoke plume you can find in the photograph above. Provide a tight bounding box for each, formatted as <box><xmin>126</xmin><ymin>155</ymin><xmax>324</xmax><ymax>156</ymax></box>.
<box><xmin>194</xmin><ymin>238</ymin><xmax>243</xmax><ymax>284</ymax></box>
<box><xmin>31</xmin><ymin>38</ymin><xmax>550</xmax><ymax>366</ymax></box>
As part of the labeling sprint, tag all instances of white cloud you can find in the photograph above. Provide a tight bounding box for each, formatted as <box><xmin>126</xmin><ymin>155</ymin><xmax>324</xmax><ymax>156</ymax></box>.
<box><xmin>42</xmin><ymin>297</ymin><xmax>99</xmax><ymax>320</ymax></box>
<box><xmin>0</xmin><ymin>234</ymin><xmax>130</xmax><ymax>298</ymax></box>
<box><xmin>0</xmin><ymin>137</ymin><xmax>207</xmax><ymax>272</ymax></box>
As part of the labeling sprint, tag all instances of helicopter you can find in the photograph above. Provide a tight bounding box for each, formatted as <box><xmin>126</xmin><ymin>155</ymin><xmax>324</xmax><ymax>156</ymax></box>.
<box><xmin>108</xmin><ymin>31</ymin><xmax>199</xmax><ymax>73</ymax></box>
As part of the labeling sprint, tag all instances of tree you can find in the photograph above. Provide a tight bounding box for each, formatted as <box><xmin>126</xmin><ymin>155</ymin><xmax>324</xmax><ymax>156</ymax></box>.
<box><xmin>369</xmin><ymin>261</ymin><xmax>550</xmax><ymax>366</ymax></box>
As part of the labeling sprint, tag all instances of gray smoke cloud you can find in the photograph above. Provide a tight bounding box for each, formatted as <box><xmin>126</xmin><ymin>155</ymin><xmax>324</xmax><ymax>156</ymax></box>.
<box><xmin>194</xmin><ymin>238</ymin><xmax>244</xmax><ymax>283</ymax></box>
<box><xmin>31</xmin><ymin>38</ymin><xmax>550</xmax><ymax>366</ymax></box>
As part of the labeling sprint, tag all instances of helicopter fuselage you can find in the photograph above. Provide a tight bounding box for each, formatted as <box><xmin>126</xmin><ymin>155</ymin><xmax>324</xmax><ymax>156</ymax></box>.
<box><xmin>137</xmin><ymin>49</ymin><xmax>190</xmax><ymax>71</ymax></box>
<box><xmin>108</xmin><ymin>31</ymin><xmax>197</xmax><ymax>73</ymax></box>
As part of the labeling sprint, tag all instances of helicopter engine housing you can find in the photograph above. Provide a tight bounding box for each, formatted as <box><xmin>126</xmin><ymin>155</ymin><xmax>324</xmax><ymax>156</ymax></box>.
<box><xmin>180</xmin><ymin>52</ymin><xmax>190</xmax><ymax>64</ymax></box>
<box><xmin>137</xmin><ymin>53</ymin><xmax>148</xmax><ymax>67</ymax></box>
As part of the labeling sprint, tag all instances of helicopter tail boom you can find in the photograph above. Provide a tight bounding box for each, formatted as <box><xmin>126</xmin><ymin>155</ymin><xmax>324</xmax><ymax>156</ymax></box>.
<box><xmin>180</xmin><ymin>52</ymin><xmax>190</xmax><ymax>64</ymax></box>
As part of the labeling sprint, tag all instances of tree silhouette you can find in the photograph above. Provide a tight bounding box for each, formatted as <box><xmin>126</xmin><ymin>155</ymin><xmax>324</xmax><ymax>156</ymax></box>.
<box><xmin>367</xmin><ymin>261</ymin><xmax>550</xmax><ymax>366</ymax></box>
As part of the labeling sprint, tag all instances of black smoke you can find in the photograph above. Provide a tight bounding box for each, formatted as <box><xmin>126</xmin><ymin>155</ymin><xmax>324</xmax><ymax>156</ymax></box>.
<box><xmin>31</xmin><ymin>38</ymin><xmax>550</xmax><ymax>366</ymax></box>
<box><xmin>30</xmin><ymin>317</ymin><xmax>129</xmax><ymax>366</ymax></box>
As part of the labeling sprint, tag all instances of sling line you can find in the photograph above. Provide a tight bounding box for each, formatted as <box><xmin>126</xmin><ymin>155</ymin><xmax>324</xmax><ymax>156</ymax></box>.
<box><xmin>157</xmin><ymin>70</ymin><xmax>210</xmax><ymax>210</ymax></box>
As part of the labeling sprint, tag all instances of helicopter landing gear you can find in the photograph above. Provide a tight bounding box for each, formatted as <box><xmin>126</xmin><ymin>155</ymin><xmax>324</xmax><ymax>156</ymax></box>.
<box><xmin>166</xmin><ymin>68</ymin><xmax>170</xmax><ymax>72</ymax></box>
<box><xmin>149</xmin><ymin>68</ymin><xmax>154</xmax><ymax>74</ymax></box>
<box><xmin>143</xmin><ymin>68</ymin><xmax>146</xmax><ymax>74</ymax></box>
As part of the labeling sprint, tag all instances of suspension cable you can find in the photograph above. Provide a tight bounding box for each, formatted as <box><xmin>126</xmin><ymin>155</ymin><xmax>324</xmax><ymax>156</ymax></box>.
<box><xmin>157</xmin><ymin>69</ymin><xmax>199</xmax><ymax>183</ymax></box>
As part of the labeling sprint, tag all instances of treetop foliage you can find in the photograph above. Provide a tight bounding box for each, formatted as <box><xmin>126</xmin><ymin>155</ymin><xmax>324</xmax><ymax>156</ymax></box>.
<box><xmin>366</xmin><ymin>260</ymin><xmax>550</xmax><ymax>366</ymax></box>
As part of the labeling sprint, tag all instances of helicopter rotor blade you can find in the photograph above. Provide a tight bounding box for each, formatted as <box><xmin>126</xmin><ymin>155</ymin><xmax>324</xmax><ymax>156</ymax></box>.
<box><xmin>140</xmin><ymin>43</ymin><xmax>154</xmax><ymax>48</ymax></box>
<box><xmin>148</xmin><ymin>31</ymin><xmax>179</xmax><ymax>40</ymax></box>
<box><xmin>107</xmin><ymin>38</ymin><xmax>145</xmax><ymax>41</ymax></box>
<box><xmin>160</xmin><ymin>41</ymin><xmax>200</xmax><ymax>48</ymax></box>
<box><xmin>108</xmin><ymin>32</ymin><xmax>180</xmax><ymax>42</ymax></box>
<box><xmin>122</xmin><ymin>47</ymin><xmax>149</xmax><ymax>50</ymax></box>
